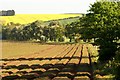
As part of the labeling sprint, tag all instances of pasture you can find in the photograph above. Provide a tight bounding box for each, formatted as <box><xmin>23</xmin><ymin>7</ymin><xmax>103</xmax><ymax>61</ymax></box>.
<box><xmin>0</xmin><ymin>14</ymin><xmax>81</xmax><ymax>25</ymax></box>
<box><xmin>1</xmin><ymin>41</ymin><xmax>102</xmax><ymax>80</ymax></box>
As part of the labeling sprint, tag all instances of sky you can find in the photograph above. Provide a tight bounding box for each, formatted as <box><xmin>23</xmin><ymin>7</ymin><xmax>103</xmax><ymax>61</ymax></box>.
<box><xmin>0</xmin><ymin>0</ymin><xmax>96</xmax><ymax>14</ymax></box>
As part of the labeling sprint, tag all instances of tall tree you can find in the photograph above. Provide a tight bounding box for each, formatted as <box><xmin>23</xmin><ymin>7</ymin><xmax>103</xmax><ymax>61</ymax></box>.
<box><xmin>22</xmin><ymin>20</ymin><xmax>44</xmax><ymax>41</ymax></box>
<box><xmin>81</xmin><ymin>1</ymin><xmax>120</xmax><ymax>62</ymax></box>
<box><xmin>49</xmin><ymin>21</ymin><xmax>65</xmax><ymax>42</ymax></box>
<box><xmin>65</xmin><ymin>20</ymin><xmax>81</xmax><ymax>42</ymax></box>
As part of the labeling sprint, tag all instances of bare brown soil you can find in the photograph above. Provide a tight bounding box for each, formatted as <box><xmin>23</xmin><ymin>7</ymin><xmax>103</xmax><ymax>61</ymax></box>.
<box><xmin>1</xmin><ymin>43</ymin><xmax>95</xmax><ymax>80</ymax></box>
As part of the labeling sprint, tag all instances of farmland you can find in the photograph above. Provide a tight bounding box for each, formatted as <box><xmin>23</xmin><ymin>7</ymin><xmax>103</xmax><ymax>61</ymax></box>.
<box><xmin>0</xmin><ymin>14</ymin><xmax>81</xmax><ymax>25</ymax></box>
<box><xmin>2</xmin><ymin>41</ymin><xmax>55</xmax><ymax>59</ymax></box>
<box><xmin>1</xmin><ymin>41</ymin><xmax>100</xmax><ymax>80</ymax></box>
<box><xmin>1</xmin><ymin>0</ymin><xmax>120</xmax><ymax>79</ymax></box>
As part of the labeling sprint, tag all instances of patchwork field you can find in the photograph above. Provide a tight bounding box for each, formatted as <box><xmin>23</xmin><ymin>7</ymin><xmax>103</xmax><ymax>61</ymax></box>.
<box><xmin>1</xmin><ymin>41</ymin><xmax>99</xmax><ymax>80</ymax></box>
<box><xmin>0</xmin><ymin>14</ymin><xmax>81</xmax><ymax>25</ymax></box>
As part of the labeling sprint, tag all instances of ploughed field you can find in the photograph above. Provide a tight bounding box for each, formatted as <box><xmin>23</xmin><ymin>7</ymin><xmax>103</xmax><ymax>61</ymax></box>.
<box><xmin>1</xmin><ymin>42</ymin><xmax>95</xmax><ymax>80</ymax></box>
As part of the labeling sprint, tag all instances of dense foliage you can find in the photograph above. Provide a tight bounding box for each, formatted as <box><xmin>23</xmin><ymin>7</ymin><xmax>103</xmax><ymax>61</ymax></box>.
<box><xmin>2</xmin><ymin>20</ymin><xmax>66</xmax><ymax>42</ymax></box>
<box><xmin>81</xmin><ymin>1</ymin><xmax>120</xmax><ymax>62</ymax></box>
<box><xmin>79</xmin><ymin>1</ymin><xmax>120</xmax><ymax>79</ymax></box>
<box><xmin>65</xmin><ymin>20</ymin><xmax>81</xmax><ymax>42</ymax></box>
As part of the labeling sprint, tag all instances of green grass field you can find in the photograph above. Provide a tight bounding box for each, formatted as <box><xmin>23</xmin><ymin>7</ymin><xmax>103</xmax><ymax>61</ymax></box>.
<box><xmin>0</xmin><ymin>14</ymin><xmax>82</xmax><ymax>25</ymax></box>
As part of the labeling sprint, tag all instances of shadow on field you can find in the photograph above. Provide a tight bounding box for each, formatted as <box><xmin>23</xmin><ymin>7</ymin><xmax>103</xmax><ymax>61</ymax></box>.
<box><xmin>2</xmin><ymin>57</ymin><xmax>93</xmax><ymax>80</ymax></box>
<box><xmin>0</xmin><ymin>56</ymin><xmax>97</xmax><ymax>61</ymax></box>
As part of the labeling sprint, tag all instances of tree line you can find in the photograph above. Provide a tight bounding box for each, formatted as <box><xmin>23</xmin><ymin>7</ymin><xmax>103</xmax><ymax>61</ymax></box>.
<box><xmin>0</xmin><ymin>10</ymin><xmax>15</xmax><ymax>16</ymax></box>
<box><xmin>2</xmin><ymin>20</ymin><xmax>82</xmax><ymax>43</ymax></box>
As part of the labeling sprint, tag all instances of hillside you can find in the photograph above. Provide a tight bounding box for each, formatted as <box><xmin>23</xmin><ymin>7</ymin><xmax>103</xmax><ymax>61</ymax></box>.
<box><xmin>0</xmin><ymin>14</ymin><xmax>82</xmax><ymax>25</ymax></box>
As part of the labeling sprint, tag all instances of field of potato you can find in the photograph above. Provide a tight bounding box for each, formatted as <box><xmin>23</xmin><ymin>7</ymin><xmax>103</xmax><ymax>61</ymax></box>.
<box><xmin>0</xmin><ymin>14</ymin><xmax>81</xmax><ymax>25</ymax></box>
<box><xmin>1</xmin><ymin>41</ymin><xmax>97</xmax><ymax>80</ymax></box>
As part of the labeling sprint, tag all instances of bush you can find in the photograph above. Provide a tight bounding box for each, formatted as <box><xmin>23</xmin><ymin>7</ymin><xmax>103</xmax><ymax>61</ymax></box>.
<box><xmin>58</xmin><ymin>37</ymin><xmax>65</xmax><ymax>42</ymax></box>
<box><xmin>113</xmin><ymin>48</ymin><xmax>120</xmax><ymax>79</ymax></box>
<box><xmin>2</xmin><ymin>26</ymin><xmax>11</xmax><ymax>40</ymax></box>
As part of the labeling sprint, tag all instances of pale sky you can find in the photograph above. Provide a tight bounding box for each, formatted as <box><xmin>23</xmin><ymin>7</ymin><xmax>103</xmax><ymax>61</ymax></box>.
<box><xmin>0</xmin><ymin>0</ymin><xmax>96</xmax><ymax>14</ymax></box>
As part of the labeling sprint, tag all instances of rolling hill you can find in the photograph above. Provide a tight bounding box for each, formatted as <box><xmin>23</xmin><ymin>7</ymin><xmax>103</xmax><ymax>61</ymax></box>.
<box><xmin>0</xmin><ymin>14</ymin><xmax>82</xmax><ymax>25</ymax></box>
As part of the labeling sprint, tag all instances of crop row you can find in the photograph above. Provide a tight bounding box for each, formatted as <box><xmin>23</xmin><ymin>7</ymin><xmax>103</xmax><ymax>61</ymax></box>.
<box><xmin>1</xmin><ymin>44</ymin><xmax>93</xmax><ymax>80</ymax></box>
